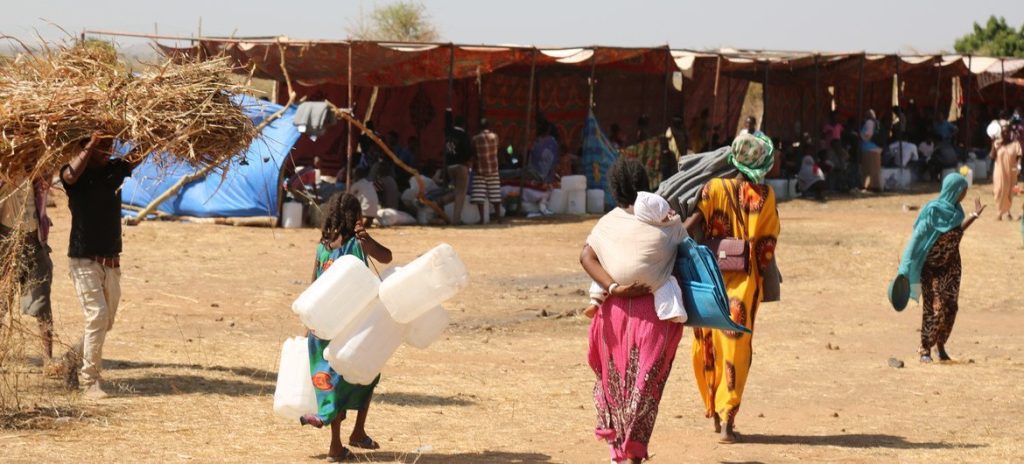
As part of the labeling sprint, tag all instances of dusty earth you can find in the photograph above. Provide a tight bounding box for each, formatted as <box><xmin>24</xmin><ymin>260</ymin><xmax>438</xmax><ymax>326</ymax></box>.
<box><xmin>2</xmin><ymin>182</ymin><xmax>1023</xmax><ymax>463</ymax></box>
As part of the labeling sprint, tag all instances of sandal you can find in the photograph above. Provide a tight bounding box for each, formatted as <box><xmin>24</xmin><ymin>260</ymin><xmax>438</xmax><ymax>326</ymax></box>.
<box><xmin>299</xmin><ymin>414</ymin><xmax>325</xmax><ymax>428</ymax></box>
<box><xmin>348</xmin><ymin>436</ymin><xmax>380</xmax><ymax>450</ymax></box>
<box><xmin>326</xmin><ymin>447</ymin><xmax>354</xmax><ymax>462</ymax></box>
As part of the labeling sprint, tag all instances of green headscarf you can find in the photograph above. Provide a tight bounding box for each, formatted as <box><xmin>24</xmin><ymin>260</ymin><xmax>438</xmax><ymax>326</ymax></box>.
<box><xmin>896</xmin><ymin>173</ymin><xmax>968</xmax><ymax>300</ymax></box>
<box><xmin>728</xmin><ymin>132</ymin><xmax>774</xmax><ymax>184</ymax></box>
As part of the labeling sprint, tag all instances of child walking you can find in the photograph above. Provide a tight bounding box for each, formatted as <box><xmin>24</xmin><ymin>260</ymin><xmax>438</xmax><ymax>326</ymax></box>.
<box><xmin>300</xmin><ymin>192</ymin><xmax>393</xmax><ymax>461</ymax></box>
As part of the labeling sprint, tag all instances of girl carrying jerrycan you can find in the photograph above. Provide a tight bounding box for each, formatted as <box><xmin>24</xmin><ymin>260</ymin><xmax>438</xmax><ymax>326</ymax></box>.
<box><xmin>300</xmin><ymin>192</ymin><xmax>393</xmax><ymax>462</ymax></box>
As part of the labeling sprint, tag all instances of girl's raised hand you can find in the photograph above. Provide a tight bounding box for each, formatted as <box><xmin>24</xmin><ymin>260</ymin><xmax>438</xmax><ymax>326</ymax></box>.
<box><xmin>354</xmin><ymin>223</ymin><xmax>370</xmax><ymax>241</ymax></box>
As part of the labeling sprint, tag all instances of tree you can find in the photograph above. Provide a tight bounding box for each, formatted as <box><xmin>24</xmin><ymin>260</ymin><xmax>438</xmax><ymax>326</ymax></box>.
<box><xmin>953</xmin><ymin>15</ymin><xmax>1024</xmax><ymax>57</ymax></box>
<box><xmin>347</xmin><ymin>1</ymin><xmax>440</xmax><ymax>42</ymax></box>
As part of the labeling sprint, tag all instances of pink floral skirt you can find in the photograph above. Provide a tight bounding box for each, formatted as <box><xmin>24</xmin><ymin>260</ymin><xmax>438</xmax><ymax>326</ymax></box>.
<box><xmin>588</xmin><ymin>294</ymin><xmax>684</xmax><ymax>461</ymax></box>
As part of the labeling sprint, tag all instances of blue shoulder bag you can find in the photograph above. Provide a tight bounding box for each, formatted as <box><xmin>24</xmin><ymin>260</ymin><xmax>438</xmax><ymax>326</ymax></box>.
<box><xmin>675</xmin><ymin>237</ymin><xmax>752</xmax><ymax>333</ymax></box>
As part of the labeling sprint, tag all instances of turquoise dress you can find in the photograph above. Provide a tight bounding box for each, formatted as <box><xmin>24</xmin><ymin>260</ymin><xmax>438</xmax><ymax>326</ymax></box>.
<box><xmin>307</xmin><ymin>237</ymin><xmax>380</xmax><ymax>423</ymax></box>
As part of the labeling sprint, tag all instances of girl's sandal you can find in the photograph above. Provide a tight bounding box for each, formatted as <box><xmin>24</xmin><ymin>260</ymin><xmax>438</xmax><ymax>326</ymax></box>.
<box><xmin>326</xmin><ymin>447</ymin><xmax>355</xmax><ymax>462</ymax></box>
<box><xmin>299</xmin><ymin>414</ymin><xmax>325</xmax><ymax>428</ymax></box>
<box><xmin>348</xmin><ymin>436</ymin><xmax>380</xmax><ymax>450</ymax></box>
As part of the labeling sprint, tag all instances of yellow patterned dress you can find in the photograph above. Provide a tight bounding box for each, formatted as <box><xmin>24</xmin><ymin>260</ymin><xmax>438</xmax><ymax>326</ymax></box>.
<box><xmin>692</xmin><ymin>178</ymin><xmax>780</xmax><ymax>427</ymax></box>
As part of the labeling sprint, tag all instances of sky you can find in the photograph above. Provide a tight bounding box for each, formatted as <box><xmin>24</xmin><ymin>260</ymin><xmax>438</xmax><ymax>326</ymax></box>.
<box><xmin>1</xmin><ymin>0</ymin><xmax>1023</xmax><ymax>54</ymax></box>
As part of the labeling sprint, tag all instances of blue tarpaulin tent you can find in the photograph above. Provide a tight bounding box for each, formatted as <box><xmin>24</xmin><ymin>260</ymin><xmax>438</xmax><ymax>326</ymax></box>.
<box><xmin>121</xmin><ymin>95</ymin><xmax>300</xmax><ymax>218</ymax></box>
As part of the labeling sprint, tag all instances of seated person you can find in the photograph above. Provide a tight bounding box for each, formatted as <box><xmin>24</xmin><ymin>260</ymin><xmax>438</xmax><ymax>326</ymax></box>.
<box><xmin>927</xmin><ymin>140</ymin><xmax>960</xmax><ymax>182</ymax></box>
<box><xmin>797</xmin><ymin>151</ymin><xmax>827</xmax><ymax>202</ymax></box>
<box><xmin>370</xmin><ymin>159</ymin><xmax>400</xmax><ymax>211</ymax></box>
<box><xmin>401</xmin><ymin>169</ymin><xmax>454</xmax><ymax>225</ymax></box>
<box><xmin>825</xmin><ymin>140</ymin><xmax>850</xmax><ymax>192</ymax></box>
<box><xmin>884</xmin><ymin>138</ymin><xmax>919</xmax><ymax>168</ymax></box>
<box><xmin>350</xmin><ymin>165</ymin><xmax>379</xmax><ymax>228</ymax></box>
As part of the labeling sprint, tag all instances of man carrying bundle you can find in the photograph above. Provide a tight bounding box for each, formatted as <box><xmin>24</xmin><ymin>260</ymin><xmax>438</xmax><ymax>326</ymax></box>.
<box><xmin>0</xmin><ymin>172</ymin><xmax>55</xmax><ymax>367</ymax></box>
<box><xmin>61</xmin><ymin>133</ymin><xmax>138</xmax><ymax>399</ymax></box>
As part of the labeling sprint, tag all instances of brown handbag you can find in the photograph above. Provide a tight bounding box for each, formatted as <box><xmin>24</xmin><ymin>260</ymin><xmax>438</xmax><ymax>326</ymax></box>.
<box><xmin>706</xmin><ymin>180</ymin><xmax>750</xmax><ymax>273</ymax></box>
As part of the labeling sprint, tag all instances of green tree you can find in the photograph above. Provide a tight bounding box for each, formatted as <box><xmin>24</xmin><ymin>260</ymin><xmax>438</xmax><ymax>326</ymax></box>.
<box><xmin>347</xmin><ymin>1</ymin><xmax>441</xmax><ymax>42</ymax></box>
<box><xmin>953</xmin><ymin>15</ymin><xmax>1024</xmax><ymax>57</ymax></box>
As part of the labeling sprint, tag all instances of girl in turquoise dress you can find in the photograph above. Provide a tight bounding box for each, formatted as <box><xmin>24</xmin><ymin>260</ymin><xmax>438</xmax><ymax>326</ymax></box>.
<box><xmin>300</xmin><ymin>192</ymin><xmax>393</xmax><ymax>461</ymax></box>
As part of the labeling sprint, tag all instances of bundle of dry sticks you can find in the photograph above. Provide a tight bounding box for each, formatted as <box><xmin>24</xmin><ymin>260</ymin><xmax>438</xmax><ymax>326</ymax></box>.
<box><xmin>0</xmin><ymin>41</ymin><xmax>257</xmax><ymax>183</ymax></box>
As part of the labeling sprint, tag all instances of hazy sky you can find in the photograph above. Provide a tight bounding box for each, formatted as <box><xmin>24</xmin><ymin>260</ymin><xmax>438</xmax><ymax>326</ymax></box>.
<box><xmin>2</xmin><ymin>0</ymin><xmax>1022</xmax><ymax>54</ymax></box>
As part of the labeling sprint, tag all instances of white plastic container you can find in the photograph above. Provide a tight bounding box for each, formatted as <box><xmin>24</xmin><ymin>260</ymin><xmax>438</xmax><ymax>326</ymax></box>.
<box><xmin>291</xmin><ymin>255</ymin><xmax>380</xmax><ymax>340</ymax></box>
<box><xmin>282</xmin><ymin>202</ymin><xmax>303</xmax><ymax>229</ymax></box>
<box><xmin>273</xmin><ymin>336</ymin><xmax>319</xmax><ymax>420</ymax></box>
<box><xmin>379</xmin><ymin>243</ymin><xmax>469</xmax><ymax>323</ymax></box>
<box><xmin>567</xmin><ymin>189</ymin><xmax>587</xmax><ymax>215</ymax></box>
<box><xmin>404</xmin><ymin>305</ymin><xmax>450</xmax><ymax>349</ymax></box>
<box><xmin>324</xmin><ymin>300</ymin><xmax>405</xmax><ymax>385</ymax></box>
<box><xmin>547</xmin><ymin>189</ymin><xmax>568</xmax><ymax>214</ymax></box>
<box><xmin>560</xmin><ymin>175</ymin><xmax>587</xmax><ymax>191</ymax></box>
<box><xmin>969</xmin><ymin>159</ymin><xmax>989</xmax><ymax>180</ymax></box>
<box><xmin>766</xmin><ymin>179</ymin><xmax>790</xmax><ymax>201</ymax></box>
<box><xmin>586</xmin><ymin>189</ymin><xmax>605</xmax><ymax>214</ymax></box>
<box><xmin>444</xmin><ymin>202</ymin><xmax>481</xmax><ymax>225</ymax></box>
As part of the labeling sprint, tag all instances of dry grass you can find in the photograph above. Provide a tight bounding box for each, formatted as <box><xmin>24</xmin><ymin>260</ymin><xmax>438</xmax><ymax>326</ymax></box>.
<box><xmin>0</xmin><ymin>40</ymin><xmax>256</xmax><ymax>184</ymax></box>
<box><xmin>2</xmin><ymin>186</ymin><xmax>1024</xmax><ymax>462</ymax></box>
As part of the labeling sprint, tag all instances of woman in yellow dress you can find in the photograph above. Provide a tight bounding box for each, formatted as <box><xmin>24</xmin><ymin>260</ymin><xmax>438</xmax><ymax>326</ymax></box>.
<box><xmin>684</xmin><ymin>133</ymin><xmax>780</xmax><ymax>443</ymax></box>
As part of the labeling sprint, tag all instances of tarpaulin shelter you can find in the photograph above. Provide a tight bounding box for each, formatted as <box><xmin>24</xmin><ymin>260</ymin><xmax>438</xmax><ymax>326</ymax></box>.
<box><xmin>121</xmin><ymin>94</ymin><xmax>300</xmax><ymax>218</ymax></box>
<box><xmin>86</xmin><ymin>29</ymin><xmax>1024</xmax><ymax>184</ymax></box>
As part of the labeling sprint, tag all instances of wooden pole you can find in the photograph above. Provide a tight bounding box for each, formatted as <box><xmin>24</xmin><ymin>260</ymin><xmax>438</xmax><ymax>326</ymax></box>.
<box><xmin>934</xmin><ymin>57</ymin><xmax>942</xmax><ymax>116</ymax></box>
<box><xmin>345</xmin><ymin>42</ymin><xmax>353</xmax><ymax>192</ymax></box>
<box><xmin>520</xmin><ymin>49</ymin><xmax>537</xmax><ymax>197</ymax></box>
<box><xmin>1002</xmin><ymin>58</ymin><xmax>1008</xmax><ymax>112</ymax></box>
<box><xmin>329</xmin><ymin>106</ymin><xmax>448</xmax><ymax>222</ymax></box>
<box><xmin>711</xmin><ymin>55</ymin><xmax>722</xmax><ymax>132</ymax></box>
<box><xmin>856</xmin><ymin>54</ymin><xmax>866</xmax><ymax>162</ymax></box>
<box><xmin>762</xmin><ymin>60</ymin><xmax>770</xmax><ymax>133</ymax></box>
<box><xmin>662</xmin><ymin>46</ymin><xmax>670</xmax><ymax>131</ymax></box>
<box><xmin>588</xmin><ymin>52</ymin><xmax>597</xmax><ymax>110</ymax></box>
<box><xmin>965</xmin><ymin>55</ymin><xmax>973</xmax><ymax>148</ymax></box>
<box><xmin>447</xmin><ymin>44</ymin><xmax>455</xmax><ymax>110</ymax></box>
<box><xmin>813</xmin><ymin>55</ymin><xmax>821</xmax><ymax>144</ymax></box>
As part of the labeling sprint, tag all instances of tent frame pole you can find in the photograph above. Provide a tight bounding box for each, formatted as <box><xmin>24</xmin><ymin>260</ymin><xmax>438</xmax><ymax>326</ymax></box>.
<box><xmin>1002</xmin><ymin>58</ymin><xmax>1008</xmax><ymax>112</ymax></box>
<box><xmin>813</xmin><ymin>54</ymin><xmax>820</xmax><ymax>144</ymax></box>
<box><xmin>934</xmin><ymin>58</ymin><xmax>942</xmax><ymax>117</ymax></box>
<box><xmin>519</xmin><ymin>49</ymin><xmax>537</xmax><ymax>198</ymax></box>
<box><xmin>712</xmin><ymin>54</ymin><xmax>722</xmax><ymax>135</ymax></box>
<box><xmin>856</xmin><ymin>53</ymin><xmax>866</xmax><ymax>183</ymax></box>
<box><xmin>762</xmin><ymin>60</ymin><xmax>769</xmax><ymax>133</ymax></box>
<box><xmin>662</xmin><ymin>45</ymin><xmax>670</xmax><ymax>132</ymax></box>
<box><xmin>345</xmin><ymin>42</ymin><xmax>353</xmax><ymax>192</ymax></box>
<box><xmin>965</xmin><ymin>55</ymin><xmax>973</xmax><ymax>149</ymax></box>
<box><xmin>588</xmin><ymin>53</ymin><xmax>597</xmax><ymax>110</ymax></box>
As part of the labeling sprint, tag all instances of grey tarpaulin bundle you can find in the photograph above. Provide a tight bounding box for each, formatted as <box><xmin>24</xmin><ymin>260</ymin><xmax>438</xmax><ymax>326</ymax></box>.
<box><xmin>654</xmin><ymin>146</ymin><xmax>737</xmax><ymax>218</ymax></box>
<box><xmin>657</xmin><ymin>146</ymin><xmax>782</xmax><ymax>303</ymax></box>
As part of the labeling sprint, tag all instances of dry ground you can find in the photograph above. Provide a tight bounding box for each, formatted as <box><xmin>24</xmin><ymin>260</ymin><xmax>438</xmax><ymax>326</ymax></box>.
<box><xmin>2</xmin><ymin>183</ymin><xmax>1023</xmax><ymax>463</ymax></box>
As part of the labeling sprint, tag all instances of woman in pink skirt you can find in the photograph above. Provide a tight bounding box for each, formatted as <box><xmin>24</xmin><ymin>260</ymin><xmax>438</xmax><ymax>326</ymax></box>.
<box><xmin>580</xmin><ymin>158</ymin><xmax>687</xmax><ymax>463</ymax></box>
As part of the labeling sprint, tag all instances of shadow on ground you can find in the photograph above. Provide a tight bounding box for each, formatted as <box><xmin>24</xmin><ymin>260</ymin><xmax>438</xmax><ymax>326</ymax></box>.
<box><xmin>105</xmin><ymin>358</ymin><xmax>275</xmax><ymax>380</ymax></box>
<box><xmin>739</xmin><ymin>433</ymin><xmax>985</xmax><ymax>450</ymax></box>
<box><xmin>374</xmin><ymin>391</ymin><xmax>476</xmax><ymax>407</ymax></box>
<box><xmin>107</xmin><ymin>373</ymin><xmax>273</xmax><ymax>397</ymax></box>
<box><xmin>312</xmin><ymin>451</ymin><xmax>552</xmax><ymax>463</ymax></box>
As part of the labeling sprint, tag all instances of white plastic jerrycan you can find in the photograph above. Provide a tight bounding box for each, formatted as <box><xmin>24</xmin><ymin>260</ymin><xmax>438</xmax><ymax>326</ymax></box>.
<box><xmin>273</xmin><ymin>336</ymin><xmax>319</xmax><ymax>420</ymax></box>
<box><xmin>292</xmin><ymin>255</ymin><xmax>380</xmax><ymax>340</ymax></box>
<box><xmin>404</xmin><ymin>305</ymin><xmax>450</xmax><ymax>349</ymax></box>
<box><xmin>379</xmin><ymin>243</ymin><xmax>469</xmax><ymax>324</ymax></box>
<box><xmin>324</xmin><ymin>299</ymin><xmax>406</xmax><ymax>385</ymax></box>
